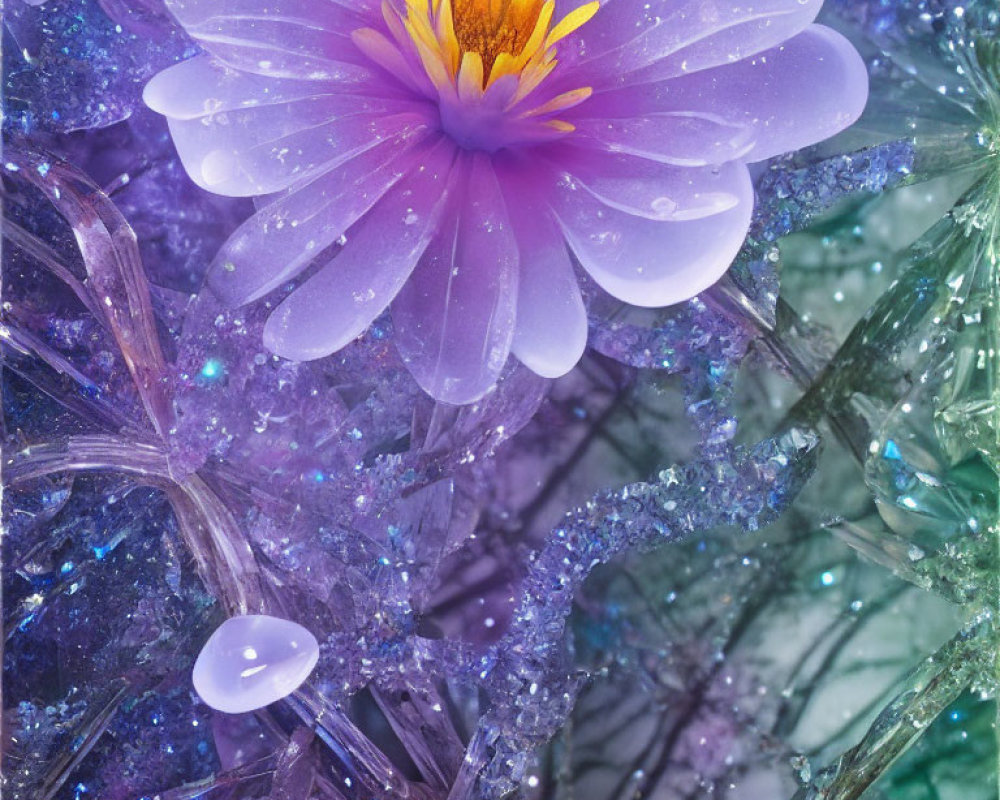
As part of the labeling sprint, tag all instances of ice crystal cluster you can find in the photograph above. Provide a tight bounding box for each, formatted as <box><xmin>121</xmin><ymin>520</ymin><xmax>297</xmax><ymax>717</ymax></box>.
<box><xmin>3</xmin><ymin>0</ymin><xmax>1000</xmax><ymax>799</ymax></box>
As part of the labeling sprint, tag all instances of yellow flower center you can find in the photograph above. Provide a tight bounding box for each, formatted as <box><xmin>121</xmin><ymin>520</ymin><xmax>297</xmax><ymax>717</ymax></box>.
<box><xmin>354</xmin><ymin>0</ymin><xmax>599</xmax><ymax>124</ymax></box>
<box><xmin>451</xmin><ymin>0</ymin><xmax>548</xmax><ymax>80</ymax></box>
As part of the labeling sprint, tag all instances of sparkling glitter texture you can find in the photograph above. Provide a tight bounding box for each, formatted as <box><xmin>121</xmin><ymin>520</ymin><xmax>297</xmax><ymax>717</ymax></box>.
<box><xmin>5</xmin><ymin>1</ymin><xmax>1000</xmax><ymax>799</ymax></box>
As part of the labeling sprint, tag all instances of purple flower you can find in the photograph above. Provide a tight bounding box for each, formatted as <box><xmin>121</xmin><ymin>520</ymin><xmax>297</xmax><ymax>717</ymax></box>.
<box><xmin>145</xmin><ymin>0</ymin><xmax>867</xmax><ymax>404</ymax></box>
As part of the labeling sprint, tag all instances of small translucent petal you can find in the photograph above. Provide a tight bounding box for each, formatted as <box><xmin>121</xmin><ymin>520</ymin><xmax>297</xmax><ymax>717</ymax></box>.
<box><xmin>192</xmin><ymin>615</ymin><xmax>319</xmax><ymax>715</ymax></box>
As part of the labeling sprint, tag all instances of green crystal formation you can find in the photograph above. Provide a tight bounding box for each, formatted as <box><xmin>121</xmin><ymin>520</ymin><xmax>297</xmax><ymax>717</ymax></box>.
<box><xmin>790</xmin><ymin>27</ymin><xmax>1000</xmax><ymax>800</ymax></box>
<box><xmin>557</xmin><ymin>15</ymin><xmax>1000</xmax><ymax>800</ymax></box>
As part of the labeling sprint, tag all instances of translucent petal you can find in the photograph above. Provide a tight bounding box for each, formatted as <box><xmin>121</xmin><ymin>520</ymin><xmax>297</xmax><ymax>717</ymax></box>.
<box><xmin>164</xmin><ymin>94</ymin><xmax>430</xmax><ymax>197</ymax></box>
<box><xmin>262</xmin><ymin>138</ymin><xmax>459</xmax><ymax>360</ymax></box>
<box><xmin>576</xmin><ymin>26</ymin><xmax>869</xmax><ymax>163</ymax></box>
<box><xmin>392</xmin><ymin>153</ymin><xmax>519</xmax><ymax>405</ymax></box>
<box><xmin>144</xmin><ymin>55</ymin><xmax>344</xmax><ymax>121</ymax></box>
<box><xmin>560</xmin><ymin>0</ymin><xmax>822</xmax><ymax>83</ymax></box>
<box><xmin>551</xmin><ymin>160</ymin><xmax>753</xmax><ymax>306</ymax></box>
<box><xmin>164</xmin><ymin>0</ymin><xmax>379</xmax><ymax>78</ymax></box>
<box><xmin>207</xmin><ymin>125</ymin><xmax>433</xmax><ymax>306</ymax></box>
<box><xmin>569</xmin><ymin>113</ymin><xmax>755</xmax><ymax>166</ymax></box>
<box><xmin>500</xmin><ymin>167</ymin><xmax>587</xmax><ymax>378</ymax></box>
<box><xmin>547</xmin><ymin>145</ymin><xmax>748</xmax><ymax>220</ymax></box>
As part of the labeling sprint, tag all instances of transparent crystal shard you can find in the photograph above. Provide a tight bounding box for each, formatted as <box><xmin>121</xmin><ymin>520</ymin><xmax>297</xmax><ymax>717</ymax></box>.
<box><xmin>863</xmin><ymin>177</ymin><xmax>1000</xmax><ymax>605</ymax></box>
<box><xmin>871</xmin><ymin>692</ymin><xmax>999</xmax><ymax>800</ymax></box>
<box><xmin>797</xmin><ymin>31</ymin><xmax>1000</xmax><ymax>791</ymax></box>
<box><xmin>794</xmin><ymin>622</ymin><xmax>991</xmax><ymax>800</ymax></box>
<box><xmin>782</xmin><ymin>21</ymin><xmax>1000</xmax><ymax>797</ymax></box>
<box><xmin>934</xmin><ymin>275</ymin><xmax>1000</xmax><ymax>470</ymax></box>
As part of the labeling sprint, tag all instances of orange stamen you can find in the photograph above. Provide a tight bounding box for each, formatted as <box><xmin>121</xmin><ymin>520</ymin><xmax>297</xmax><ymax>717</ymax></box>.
<box><xmin>357</xmin><ymin>0</ymin><xmax>597</xmax><ymax>102</ymax></box>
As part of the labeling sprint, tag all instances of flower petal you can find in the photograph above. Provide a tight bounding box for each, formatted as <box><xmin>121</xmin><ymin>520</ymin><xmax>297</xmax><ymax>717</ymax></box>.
<box><xmin>164</xmin><ymin>97</ymin><xmax>430</xmax><ymax>197</ymax></box>
<box><xmin>569</xmin><ymin>112</ymin><xmax>755</xmax><ymax>166</ymax></box>
<box><xmin>500</xmin><ymin>167</ymin><xmax>587</xmax><ymax>378</ymax></box>
<box><xmin>577</xmin><ymin>25</ymin><xmax>868</xmax><ymax>163</ymax></box>
<box><xmin>561</xmin><ymin>0</ymin><xmax>822</xmax><ymax>83</ymax></box>
<box><xmin>207</xmin><ymin>125</ymin><xmax>433</xmax><ymax>306</ymax></box>
<box><xmin>550</xmin><ymin>160</ymin><xmax>753</xmax><ymax>306</ymax></box>
<box><xmin>262</xmin><ymin>138</ymin><xmax>458</xmax><ymax>360</ymax></box>
<box><xmin>145</xmin><ymin>55</ymin><xmax>430</xmax><ymax>198</ymax></box>
<box><xmin>144</xmin><ymin>55</ymin><xmax>351</xmax><ymax>121</ymax></box>
<box><xmin>392</xmin><ymin>153</ymin><xmax>519</xmax><ymax>405</ymax></box>
<box><xmin>548</xmin><ymin>147</ymin><xmax>747</xmax><ymax>221</ymax></box>
<box><xmin>164</xmin><ymin>0</ymin><xmax>379</xmax><ymax>79</ymax></box>
<box><xmin>675</xmin><ymin>25</ymin><xmax>870</xmax><ymax>162</ymax></box>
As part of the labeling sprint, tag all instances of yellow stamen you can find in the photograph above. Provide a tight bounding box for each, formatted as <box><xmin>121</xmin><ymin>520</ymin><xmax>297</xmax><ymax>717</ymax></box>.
<box><xmin>518</xmin><ymin>86</ymin><xmax>592</xmax><ymax>118</ymax></box>
<box><xmin>487</xmin><ymin>1</ymin><xmax>554</xmax><ymax>84</ymax></box>
<box><xmin>544</xmin><ymin>119</ymin><xmax>576</xmax><ymax>133</ymax></box>
<box><xmin>436</xmin><ymin>0</ymin><xmax>461</xmax><ymax>74</ymax></box>
<box><xmin>544</xmin><ymin>1</ymin><xmax>599</xmax><ymax>48</ymax></box>
<box><xmin>508</xmin><ymin>51</ymin><xmax>558</xmax><ymax>106</ymax></box>
<box><xmin>450</xmin><ymin>0</ymin><xmax>546</xmax><ymax>78</ymax></box>
<box><xmin>354</xmin><ymin>0</ymin><xmax>598</xmax><ymax>133</ymax></box>
<box><xmin>457</xmin><ymin>51</ymin><xmax>486</xmax><ymax>101</ymax></box>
